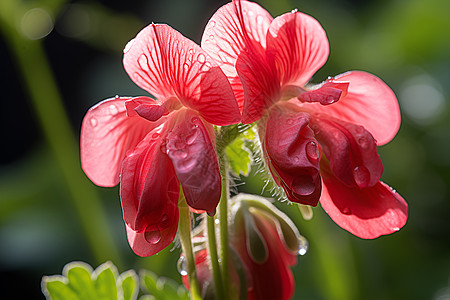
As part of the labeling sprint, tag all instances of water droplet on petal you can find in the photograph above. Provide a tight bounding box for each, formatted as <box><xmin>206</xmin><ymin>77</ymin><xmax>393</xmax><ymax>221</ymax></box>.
<box><xmin>392</xmin><ymin>227</ymin><xmax>400</xmax><ymax>232</ymax></box>
<box><xmin>353</xmin><ymin>166</ymin><xmax>371</xmax><ymax>188</ymax></box>
<box><xmin>90</xmin><ymin>117</ymin><xmax>98</xmax><ymax>127</ymax></box>
<box><xmin>177</xmin><ymin>256</ymin><xmax>188</xmax><ymax>276</ymax></box>
<box><xmin>152</xmin><ymin>132</ymin><xmax>160</xmax><ymax>139</ymax></box>
<box><xmin>305</xmin><ymin>141</ymin><xmax>319</xmax><ymax>163</ymax></box>
<box><xmin>123</xmin><ymin>38</ymin><xmax>134</xmax><ymax>53</ymax></box>
<box><xmin>138</xmin><ymin>54</ymin><xmax>150</xmax><ymax>72</ymax></box>
<box><xmin>197</xmin><ymin>53</ymin><xmax>206</xmax><ymax>63</ymax></box>
<box><xmin>256</xmin><ymin>15</ymin><xmax>264</xmax><ymax>24</ymax></box>
<box><xmin>209</xmin><ymin>34</ymin><xmax>215</xmax><ymax>41</ymax></box>
<box><xmin>292</xmin><ymin>175</ymin><xmax>316</xmax><ymax>196</ymax></box>
<box><xmin>160</xmin><ymin>140</ymin><xmax>168</xmax><ymax>154</ymax></box>
<box><xmin>209</xmin><ymin>20</ymin><xmax>216</xmax><ymax>27</ymax></box>
<box><xmin>183</xmin><ymin>62</ymin><xmax>190</xmax><ymax>73</ymax></box>
<box><xmin>172</xmin><ymin>149</ymin><xmax>188</xmax><ymax>159</ymax></box>
<box><xmin>109</xmin><ymin>104</ymin><xmax>118</xmax><ymax>115</ymax></box>
<box><xmin>114</xmin><ymin>95</ymin><xmax>120</xmax><ymax>99</ymax></box>
<box><xmin>291</xmin><ymin>8</ymin><xmax>298</xmax><ymax>13</ymax></box>
<box><xmin>342</xmin><ymin>207</ymin><xmax>352</xmax><ymax>215</ymax></box>
<box><xmin>298</xmin><ymin>235</ymin><xmax>309</xmax><ymax>255</ymax></box>
<box><xmin>214</xmin><ymin>219</ymin><xmax>219</xmax><ymax>225</ymax></box>
<box><xmin>191</xmin><ymin>117</ymin><xmax>200</xmax><ymax>127</ymax></box>
<box><xmin>185</xmin><ymin>130</ymin><xmax>199</xmax><ymax>145</ymax></box>
<box><xmin>144</xmin><ymin>228</ymin><xmax>161</xmax><ymax>244</ymax></box>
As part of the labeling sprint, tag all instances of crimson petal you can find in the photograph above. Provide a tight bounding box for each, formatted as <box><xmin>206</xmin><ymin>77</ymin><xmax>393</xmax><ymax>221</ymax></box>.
<box><xmin>120</xmin><ymin>124</ymin><xmax>180</xmax><ymax>237</ymax></box>
<box><xmin>310</xmin><ymin>113</ymin><xmax>383</xmax><ymax>189</ymax></box>
<box><xmin>320</xmin><ymin>162</ymin><xmax>408</xmax><ymax>239</ymax></box>
<box><xmin>165</xmin><ymin>109</ymin><xmax>221</xmax><ymax>214</ymax></box>
<box><xmin>263</xmin><ymin>104</ymin><xmax>322</xmax><ymax>206</ymax></box>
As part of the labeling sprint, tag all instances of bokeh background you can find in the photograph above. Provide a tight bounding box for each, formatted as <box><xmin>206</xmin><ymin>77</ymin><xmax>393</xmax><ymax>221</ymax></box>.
<box><xmin>1</xmin><ymin>0</ymin><xmax>450</xmax><ymax>299</ymax></box>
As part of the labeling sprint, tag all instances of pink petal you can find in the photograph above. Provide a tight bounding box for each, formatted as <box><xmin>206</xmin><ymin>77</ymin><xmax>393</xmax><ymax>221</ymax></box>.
<box><xmin>165</xmin><ymin>109</ymin><xmax>221</xmax><ymax>214</ymax></box>
<box><xmin>125</xmin><ymin>220</ymin><xmax>178</xmax><ymax>257</ymax></box>
<box><xmin>266</xmin><ymin>10</ymin><xmax>329</xmax><ymax>87</ymax></box>
<box><xmin>80</xmin><ymin>97</ymin><xmax>159</xmax><ymax>187</ymax></box>
<box><xmin>310</xmin><ymin>114</ymin><xmax>383</xmax><ymax>189</ymax></box>
<box><xmin>120</xmin><ymin>124</ymin><xmax>180</xmax><ymax>233</ymax></box>
<box><xmin>305</xmin><ymin>71</ymin><xmax>401</xmax><ymax>145</ymax></box>
<box><xmin>320</xmin><ymin>162</ymin><xmax>408</xmax><ymax>239</ymax></box>
<box><xmin>298</xmin><ymin>78</ymin><xmax>349</xmax><ymax>105</ymax></box>
<box><xmin>263</xmin><ymin>104</ymin><xmax>321</xmax><ymax>206</ymax></box>
<box><xmin>201</xmin><ymin>0</ymin><xmax>273</xmax><ymax>111</ymax></box>
<box><xmin>123</xmin><ymin>24</ymin><xmax>240</xmax><ymax>126</ymax></box>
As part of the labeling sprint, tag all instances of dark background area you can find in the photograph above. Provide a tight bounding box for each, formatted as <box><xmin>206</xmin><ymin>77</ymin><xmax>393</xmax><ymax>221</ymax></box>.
<box><xmin>1</xmin><ymin>0</ymin><xmax>450</xmax><ymax>299</ymax></box>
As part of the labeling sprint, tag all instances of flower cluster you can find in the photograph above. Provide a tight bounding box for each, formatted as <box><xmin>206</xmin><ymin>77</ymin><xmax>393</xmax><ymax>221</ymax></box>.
<box><xmin>80</xmin><ymin>0</ymin><xmax>408</xmax><ymax>298</ymax></box>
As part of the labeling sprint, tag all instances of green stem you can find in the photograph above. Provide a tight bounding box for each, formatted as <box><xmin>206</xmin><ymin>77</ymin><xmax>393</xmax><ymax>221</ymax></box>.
<box><xmin>178</xmin><ymin>191</ymin><xmax>202</xmax><ymax>300</ymax></box>
<box><xmin>206</xmin><ymin>215</ymin><xmax>224</xmax><ymax>300</ymax></box>
<box><xmin>218</xmin><ymin>151</ymin><xmax>230</xmax><ymax>299</ymax></box>
<box><xmin>0</xmin><ymin>14</ymin><xmax>121</xmax><ymax>266</ymax></box>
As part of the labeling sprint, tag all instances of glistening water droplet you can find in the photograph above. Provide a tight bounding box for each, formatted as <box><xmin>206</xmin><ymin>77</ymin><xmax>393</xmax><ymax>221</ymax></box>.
<box><xmin>197</xmin><ymin>53</ymin><xmax>206</xmax><ymax>63</ymax></box>
<box><xmin>144</xmin><ymin>228</ymin><xmax>161</xmax><ymax>245</ymax></box>
<box><xmin>90</xmin><ymin>117</ymin><xmax>98</xmax><ymax>127</ymax></box>
<box><xmin>109</xmin><ymin>104</ymin><xmax>118</xmax><ymax>115</ymax></box>
<box><xmin>177</xmin><ymin>256</ymin><xmax>188</xmax><ymax>276</ymax></box>
<box><xmin>298</xmin><ymin>235</ymin><xmax>309</xmax><ymax>255</ymax></box>
<box><xmin>123</xmin><ymin>39</ymin><xmax>134</xmax><ymax>54</ymax></box>
<box><xmin>305</xmin><ymin>141</ymin><xmax>319</xmax><ymax>163</ymax></box>
<box><xmin>353</xmin><ymin>166</ymin><xmax>371</xmax><ymax>188</ymax></box>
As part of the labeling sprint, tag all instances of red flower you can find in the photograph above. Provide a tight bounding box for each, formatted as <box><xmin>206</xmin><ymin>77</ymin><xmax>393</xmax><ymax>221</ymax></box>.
<box><xmin>201</xmin><ymin>0</ymin><xmax>407</xmax><ymax>238</ymax></box>
<box><xmin>81</xmin><ymin>24</ymin><xmax>240</xmax><ymax>256</ymax></box>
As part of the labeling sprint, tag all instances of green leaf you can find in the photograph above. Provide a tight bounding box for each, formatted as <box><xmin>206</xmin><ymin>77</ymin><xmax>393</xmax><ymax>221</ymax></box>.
<box><xmin>42</xmin><ymin>276</ymin><xmax>79</xmax><ymax>300</ymax></box>
<box><xmin>93</xmin><ymin>261</ymin><xmax>119</xmax><ymax>300</ymax></box>
<box><xmin>226</xmin><ymin>138</ymin><xmax>253</xmax><ymax>177</ymax></box>
<box><xmin>42</xmin><ymin>261</ymin><xmax>139</xmax><ymax>300</ymax></box>
<box><xmin>140</xmin><ymin>270</ymin><xmax>189</xmax><ymax>300</ymax></box>
<box><xmin>65</xmin><ymin>262</ymin><xmax>98</xmax><ymax>300</ymax></box>
<box><xmin>119</xmin><ymin>270</ymin><xmax>139</xmax><ymax>300</ymax></box>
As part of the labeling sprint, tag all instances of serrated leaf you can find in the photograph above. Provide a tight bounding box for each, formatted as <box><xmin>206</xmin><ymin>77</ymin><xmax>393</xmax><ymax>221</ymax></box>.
<box><xmin>226</xmin><ymin>138</ymin><xmax>252</xmax><ymax>176</ymax></box>
<box><xmin>119</xmin><ymin>270</ymin><xmax>139</xmax><ymax>300</ymax></box>
<box><xmin>93</xmin><ymin>262</ymin><xmax>119</xmax><ymax>300</ymax></box>
<box><xmin>42</xmin><ymin>276</ymin><xmax>79</xmax><ymax>300</ymax></box>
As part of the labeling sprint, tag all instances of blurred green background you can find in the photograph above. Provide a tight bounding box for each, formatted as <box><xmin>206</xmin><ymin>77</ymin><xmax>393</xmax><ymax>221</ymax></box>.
<box><xmin>1</xmin><ymin>0</ymin><xmax>450</xmax><ymax>299</ymax></box>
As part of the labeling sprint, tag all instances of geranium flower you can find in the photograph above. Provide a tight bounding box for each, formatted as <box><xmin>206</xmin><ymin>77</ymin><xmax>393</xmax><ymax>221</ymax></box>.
<box><xmin>201</xmin><ymin>0</ymin><xmax>407</xmax><ymax>238</ymax></box>
<box><xmin>81</xmin><ymin>24</ymin><xmax>240</xmax><ymax>256</ymax></box>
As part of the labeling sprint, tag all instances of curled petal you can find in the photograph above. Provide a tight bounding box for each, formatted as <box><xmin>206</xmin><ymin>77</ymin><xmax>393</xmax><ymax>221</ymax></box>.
<box><xmin>120</xmin><ymin>125</ymin><xmax>180</xmax><ymax>234</ymax></box>
<box><xmin>125</xmin><ymin>219</ymin><xmax>178</xmax><ymax>257</ymax></box>
<box><xmin>298</xmin><ymin>78</ymin><xmax>349</xmax><ymax>105</ymax></box>
<box><xmin>266</xmin><ymin>10</ymin><xmax>329</xmax><ymax>87</ymax></box>
<box><xmin>123</xmin><ymin>24</ymin><xmax>240</xmax><ymax>125</ymax></box>
<box><xmin>165</xmin><ymin>109</ymin><xmax>221</xmax><ymax>214</ymax></box>
<box><xmin>263</xmin><ymin>104</ymin><xmax>322</xmax><ymax>206</ymax></box>
<box><xmin>305</xmin><ymin>71</ymin><xmax>400</xmax><ymax>145</ymax></box>
<box><xmin>320</xmin><ymin>162</ymin><xmax>408</xmax><ymax>239</ymax></box>
<box><xmin>310</xmin><ymin>114</ymin><xmax>383</xmax><ymax>189</ymax></box>
<box><xmin>201</xmin><ymin>0</ymin><xmax>273</xmax><ymax>110</ymax></box>
<box><xmin>81</xmin><ymin>97</ymin><xmax>160</xmax><ymax>187</ymax></box>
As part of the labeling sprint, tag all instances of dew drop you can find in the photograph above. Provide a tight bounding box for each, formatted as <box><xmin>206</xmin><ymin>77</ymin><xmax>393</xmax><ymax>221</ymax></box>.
<box><xmin>197</xmin><ymin>53</ymin><xmax>206</xmax><ymax>63</ymax></box>
<box><xmin>123</xmin><ymin>38</ymin><xmax>134</xmax><ymax>53</ymax></box>
<box><xmin>292</xmin><ymin>175</ymin><xmax>316</xmax><ymax>196</ymax></box>
<box><xmin>298</xmin><ymin>235</ymin><xmax>309</xmax><ymax>256</ymax></box>
<box><xmin>209</xmin><ymin>20</ymin><xmax>216</xmax><ymax>27</ymax></box>
<box><xmin>144</xmin><ymin>228</ymin><xmax>161</xmax><ymax>244</ymax></box>
<box><xmin>90</xmin><ymin>117</ymin><xmax>98</xmax><ymax>127</ymax></box>
<box><xmin>114</xmin><ymin>95</ymin><xmax>120</xmax><ymax>99</ymax></box>
<box><xmin>353</xmin><ymin>166</ymin><xmax>371</xmax><ymax>188</ymax></box>
<box><xmin>109</xmin><ymin>104</ymin><xmax>118</xmax><ymax>115</ymax></box>
<box><xmin>209</xmin><ymin>34</ymin><xmax>215</xmax><ymax>41</ymax></box>
<box><xmin>214</xmin><ymin>219</ymin><xmax>219</xmax><ymax>225</ymax></box>
<box><xmin>183</xmin><ymin>62</ymin><xmax>190</xmax><ymax>73</ymax></box>
<box><xmin>185</xmin><ymin>130</ymin><xmax>199</xmax><ymax>145</ymax></box>
<box><xmin>256</xmin><ymin>15</ymin><xmax>264</xmax><ymax>24</ymax></box>
<box><xmin>177</xmin><ymin>256</ymin><xmax>188</xmax><ymax>276</ymax></box>
<box><xmin>172</xmin><ymin>149</ymin><xmax>188</xmax><ymax>159</ymax></box>
<box><xmin>392</xmin><ymin>227</ymin><xmax>400</xmax><ymax>232</ymax></box>
<box><xmin>138</xmin><ymin>54</ymin><xmax>150</xmax><ymax>72</ymax></box>
<box><xmin>291</xmin><ymin>8</ymin><xmax>298</xmax><ymax>13</ymax></box>
<box><xmin>305</xmin><ymin>141</ymin><xmax>319</xmax><ymax>163</ymax></box>
<box><xmin>160</xmin><ymin>140</ymin><xmax>168</xmax><ymax>154</ymax></box>
<box><xmin>152</xmin><ymin>132</ymin><xmax>160</xmax><ymax>139</ymax></box>
<box><xmin>191</xmin><ymin>117</ymin><xmax>200</xmax><ymax>127</ymax></box>
<box><xmin>342</xmin><ymin>207</ymin><xmax>352</xmax><ymax>215</ymax></box>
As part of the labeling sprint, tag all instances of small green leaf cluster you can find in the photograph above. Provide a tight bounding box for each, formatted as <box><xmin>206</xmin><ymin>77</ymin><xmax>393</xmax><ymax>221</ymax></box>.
<box><xmin>42</xmin><ymin>261</ymin><xmax>189</xmax><ymax>300</ymax></box>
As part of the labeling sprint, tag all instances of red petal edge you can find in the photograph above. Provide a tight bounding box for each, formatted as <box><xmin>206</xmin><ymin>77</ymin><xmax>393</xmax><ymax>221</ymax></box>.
<box><xmin>320</xmin><ymin>162</ymin><xmax>408</xmax><ymax>239</ymax></box>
